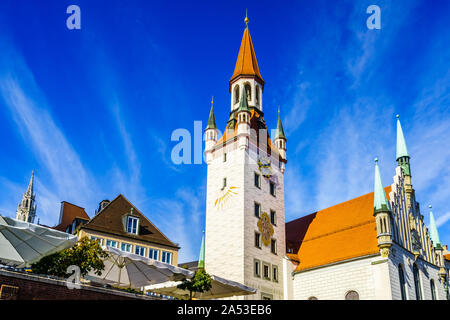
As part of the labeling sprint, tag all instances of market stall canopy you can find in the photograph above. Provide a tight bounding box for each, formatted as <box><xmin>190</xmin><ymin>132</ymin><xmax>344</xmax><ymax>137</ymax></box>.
<box><xmin>86</xmin><ymin>246</ymin><xmax>194</xmax><ymax>288</ymax></box>
<box><xmin>0</xmin><ymin>215</ymin><xmax>77</xmax><ymax>268</ymax></box>
<box><xmin>146</xmin><ymin>274</ymin><xmax>257</xmax><ymax>299</ymax></box>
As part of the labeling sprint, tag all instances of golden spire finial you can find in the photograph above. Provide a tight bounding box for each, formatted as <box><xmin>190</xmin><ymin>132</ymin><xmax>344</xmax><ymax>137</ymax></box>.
<box><xmin>244</xmin><ymin>9</ymin><xmax>249</xmax><ymax>26</ymax></box>
<box><xmin>211</xmin><ymin>96</ymin><xmax>214</xmax><ymax>106</ymax></box>
<box><xmin>278</xmin><ymin>106</ymin><xmax>280</xmax><ymax>114</ymax></box>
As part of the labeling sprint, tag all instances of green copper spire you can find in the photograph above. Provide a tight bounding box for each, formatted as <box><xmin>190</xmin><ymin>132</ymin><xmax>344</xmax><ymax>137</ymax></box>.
<box><xmin>205</xmin><ymin>97</ymin><xmax>217</xmax><ymax>130</ymax></box>
<box><xmin>237</xmin><ymin>86</ymin><xmax>250</xmax><ymax>113</ymax></box>
<box><xmin>428</xmin><ymin>205</ymin><xmax>442</xmax><ymax>249</ymax></box>
<box><xmin>396</xmin><ymin>115</ymin><xmax>411</xmax><ymax>176</ymax></box>
<box><xmin>197</xmin><ymin>230</ymin><xmax>205</xmax><ymax>270</ymax></box>
<box><xmin>374</xmin><ymin>158</ymin><xmax>390</xmax><ymax>213</ymax></box>
<box><xmin>396</xmin><ymin>115</ymin><xmax>410</xmax><ymax>160</ymax></box>
<box><xmin>275</xmin><ymin>107</ymin><xmax>286</xmax><ymax>140</ymax></box>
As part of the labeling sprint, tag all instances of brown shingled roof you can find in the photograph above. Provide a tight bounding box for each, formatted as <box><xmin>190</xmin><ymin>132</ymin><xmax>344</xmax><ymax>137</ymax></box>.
<box><xmin>80</xmin><ymin>194</ymin><xmax>178</xmax><ymax>249</ymax></box>
<box><xmin>53</xmin><ymin>201</ymin><xmax>90</xmax><ymax>232</ymax></box>
<box><xmin>286</xmin><ymin>187</ymin><xmax>391</xmax><ymax>272</ymax></box>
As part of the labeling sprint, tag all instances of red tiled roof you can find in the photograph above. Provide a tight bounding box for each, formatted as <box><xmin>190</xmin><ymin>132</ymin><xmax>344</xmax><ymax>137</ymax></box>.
<box><xmin>286</xmin><ymin>187</ymin><xmax>391</xmax><ymax>272</ymax></box>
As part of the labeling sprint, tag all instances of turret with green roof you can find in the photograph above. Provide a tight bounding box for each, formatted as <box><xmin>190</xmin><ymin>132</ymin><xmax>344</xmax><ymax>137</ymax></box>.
<box><xmin>373</xmin><ymin>158</ymin><xmax>392</xmax><ymax>257</ymax></box>
<box><xmin>205</xmin><ymin>97</ymin><xmax>217</xmax><ymax>131</ymax></box>
<box><xmin>396</xmin><ymin>115</ymin><xmax>411</xmax><ymax>176</ymax></box>
<box><xmin>428</xmin><ymin>205</ymin><xmax>442</xmax><ymax>249</ymax></box>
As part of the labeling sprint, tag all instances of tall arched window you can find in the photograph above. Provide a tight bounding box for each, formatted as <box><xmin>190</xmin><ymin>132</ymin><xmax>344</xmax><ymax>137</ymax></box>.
<box><xmin>413</xmin><ymin>264</ymin><xmax>422</xmax><ymax>300</ymax></box>
<box><xmin>398</xmin><ymin>264</ymin><xmax>407</xmax><ymax>300</ymax></box>
<box><xmin>234</xmin><ymin>85</ymin><xmax>240</xmax><ymax>104</ymax></box>
<box><xmin>255</xmin><ymin>85</ymin><xmax>260</xmax><ymax>105</ymax></box>
<box><xmin>345</xmin><ymin>290</ymin><xmax>359</xmax><ymax>300</ymax></box>
<box><xmin>430</xmin><ymin>279</ymin><xmax>436</xmax><ymax>300</ymax></box>
<box><xmin>244</xmin><ymin>83</ymin><xmax>251</xmax><ymax>101</ymax></box>
<box><xmin>307</xmin><ymin>296</ymin><xmax>318</xmax><ymax>300</ymax></box>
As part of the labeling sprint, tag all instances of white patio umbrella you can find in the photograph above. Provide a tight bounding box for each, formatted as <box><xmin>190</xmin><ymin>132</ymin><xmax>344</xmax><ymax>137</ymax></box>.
<box><xmin>0</xmin><ymin>215</ymin><xmax>78</xmax><ymax>268</ymax></box>
<box><xmin>146</xmin><ymin>231</ymin><xmax>256</xmax><ymax>299</ymax></box>
<box><xmin>146</xmin><ymin>274</ymin><xmax>257</xmax><ymax>299</ymax></box>
<box><xmin>85</xmin><ymin>246</ymin><xmax>194</xmax><ymax>288</ymax></box>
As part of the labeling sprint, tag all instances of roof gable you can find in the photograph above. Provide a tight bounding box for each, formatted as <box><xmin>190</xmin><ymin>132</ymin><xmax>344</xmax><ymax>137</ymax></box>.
<box><xmin>82</xmin><ymin>194</ymin><xmax>178</xmax><ymax>248</ymax></box>
<box><xmin>53</xmin><ymin>201</ymin><xmax>90</xmax><ymax>232</ymax></box>
<box><xmin>286</xmin><ymin>187</ymin><xmax>391</xmax><ymax>272</ymax></box>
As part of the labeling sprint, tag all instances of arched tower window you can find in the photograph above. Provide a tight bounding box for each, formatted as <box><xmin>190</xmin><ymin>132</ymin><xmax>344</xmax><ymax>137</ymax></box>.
<box><xmin>234</xmin><ymin>85</ymin><xmax>240</xmax><ymax>104</ymax></box>
<box><xmin>244</xmin><ymin>83</ymin><xmax>251</xmax><ymax>102</ymax></box>
<box><xmin>398</xmin><ymin>264</ymin><xmax>407</xmax><ymax>300</ymax></box>
<box><xmin>413</xmin><ymin>264</ymin><xmax>422</xmax><ymax>300</ymax></box>
<box><xmin>307</xmin><ymin>296</ymin><xmax>318</xmax><ymax>300</ymax></box>
<box><xmin>255</xmin><ymin>85</ymin><xmax>260</xmax><ymax>105</ymax></box>
<box><xmin>345</xmin><ymin>290</ymin><xmax>359</xmax><ymax>300</ymax></box>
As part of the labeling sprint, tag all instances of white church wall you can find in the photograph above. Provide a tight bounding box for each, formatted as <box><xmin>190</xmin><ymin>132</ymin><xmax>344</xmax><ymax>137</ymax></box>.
<box><xmin>292</xmin><ymin>255</ymin><xmax>385</xmax><ymax>300</ymax></box>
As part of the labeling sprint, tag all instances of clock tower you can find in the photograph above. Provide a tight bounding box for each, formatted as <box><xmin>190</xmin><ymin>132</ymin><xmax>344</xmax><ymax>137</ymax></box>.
<box><xmin>204</xmin><ymin>16</ymin><xmax>287</xmax><ymax>300</ymax></box>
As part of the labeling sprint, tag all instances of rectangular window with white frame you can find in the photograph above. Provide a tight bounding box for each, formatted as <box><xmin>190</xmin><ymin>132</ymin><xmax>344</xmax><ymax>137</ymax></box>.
<box><xmin>161</xmin><ymin>251</ymin><xmax>172</xmax><ymax>264</ymax></box>
<box><xmin>148</xmin><ymin>248</ymin><xmax>159</xmax><ymax>260</ymax></box>
<box><xmin>106</xmin><ymin>239</ymin><xmax>118</xmax><ymax>248</ymax></box>
<box><xmin>135</xmin><ymin>245</ymin><xmax>146</xmax><ymax>257</ymax></box>
<box><xmin>121</xmin><ymin>242</ymin><xmax>132</xmax><ymax>253</ymax></box>
<box><xmin>255</xmin><ymin>232</ymin><xmax>261</xmax><ymax>248</ymax></box>
<box><xmin>271</xmin><ymin>239</ymin><xmax>277</xmax><ymax>255</ymax></box>
<box><xmin>270</xmin><ymin>181</ymin><xmax>276</xmax><ymax>197</ymax></box>
<box><xmin>90</xmin><ymin>236</ymin><xmax>103</xmax><ymax>245</ymax></box>
<box><xmin>126</xmin><ymin>216</ymin><xmax>139</xmax><ymax>234</ymax></box>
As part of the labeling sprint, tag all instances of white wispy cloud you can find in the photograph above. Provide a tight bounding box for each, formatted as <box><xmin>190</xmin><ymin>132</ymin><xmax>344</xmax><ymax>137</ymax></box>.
<box><xmin>0</xmin><ymin>42</ymin><xmax>98</xmax><ymax>224</ymax></box>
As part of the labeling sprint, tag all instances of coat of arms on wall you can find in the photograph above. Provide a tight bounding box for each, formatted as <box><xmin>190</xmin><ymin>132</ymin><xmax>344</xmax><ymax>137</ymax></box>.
<box><xmin>257</xmin><ymin>212</ymin><xmax>274</xmax><ymax>246</ymax></box>
<box><xmin>257</xmin><ymin>156</ymin><xmax>273</xmax><ymax>178</ymax></box>
<box><xmin>214</xmin><ymin>186</ymin><xmax>239</xmax><ymax>210</ymax></box>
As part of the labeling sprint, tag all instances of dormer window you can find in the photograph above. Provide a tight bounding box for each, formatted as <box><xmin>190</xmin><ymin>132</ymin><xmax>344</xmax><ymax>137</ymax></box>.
<box><xmin>126</xmin><ymin>216</ymin><xmax>139</xmax><ymax>234</ymax></box>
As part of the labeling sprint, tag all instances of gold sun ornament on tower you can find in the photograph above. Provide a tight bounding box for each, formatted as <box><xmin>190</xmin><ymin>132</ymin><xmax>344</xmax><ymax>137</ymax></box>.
<box><xmin>214</xmin><ymin>186</ymin><xmax>239</xmax><ymax>210</ymax></box>
<box><xmin>257</xmin><ymin>212</ymin><xmax>274</xmax><ymax>246</ymax></box>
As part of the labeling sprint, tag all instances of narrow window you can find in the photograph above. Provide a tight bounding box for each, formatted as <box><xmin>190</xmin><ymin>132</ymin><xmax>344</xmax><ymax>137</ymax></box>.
<box><xmin>413</xmin><ymin>264</ymin><xmax>422</xmax><ymax>300</ymax></box>
<box><xmin>398</xmin><ymin>264</ymin><xmax>407</xmax><ymax>300</ymax></box>
<box><xmin>263</xmin><ymin>263</ymin><xmax>270</xmax><ymax>280</ymax></box>
<box><xmin>254</xmin><ymin>202</ymin><xmax>261</xmax><ymax>218</ymax></box>
<box><xmin>270</xmin><ymin>210</ymin><xmax>276</xmax><ymax>225</ymax></box>
<box><xmin>272</xmin><ymin>265</ymin><xmax>278</xmax><ymax>282</ymax></box>
<box><xmin>223</xmin><ymin>153</ymin><xmax>227</xmax><ymax>162</ymax></box>
<box><xmin>271</xmin><ymin>239</ymin><xmax>277</xmax><ymax>254</ymax></box>
<box><xmin>270</xmin><ymin>182</ymin><xmax>276</xmax><ymax>196</ymax></box>
<box><xmin>254</xmin><ymin>172</ymin><xmax>261</xmax><ymax>188</ymax></box>
<box><xmin>255</xmin><ymin>232</ymin><xmax>261</xmax><ymax>248</ymax></box>
<box><xmin>430</xmin><ymin>280</ymin><xmax>436</xmax><ymax>300</ymax></box>
<box><xmin>254</xmin><ymin>259</ymin><xmax>261</xmax><ymax>278</ymax></box>
<box><xmin>244</xmin><ymin>83</ymin><xmax>252</xmax><ymax>101</ymax></box>
<box><xmin>234</xmin><ymin>85</ymin><xmax>240</xmax><ymax>104</ymax></box>
<box><xmin>222</xmin><ymin>177</ymin><xmax>227</xmax><ymax>190</ymax></box>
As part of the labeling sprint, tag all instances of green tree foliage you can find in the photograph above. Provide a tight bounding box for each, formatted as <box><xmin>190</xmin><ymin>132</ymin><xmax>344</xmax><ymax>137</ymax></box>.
<box><xmin>177</xmin><ymin>268</ymin><xmax>212</xmax><ymax>300</ymax></box>
<box><xmin>31</xmin><ymin>237</ymin><xmax>108</xmax><ymax>278</ymax></box>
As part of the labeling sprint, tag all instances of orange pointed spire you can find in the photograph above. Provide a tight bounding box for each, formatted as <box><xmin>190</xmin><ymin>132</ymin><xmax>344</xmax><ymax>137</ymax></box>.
<box><xmin>230</xmin><ymin>15</ymin><xmax>264</xmax><ymax>90</ymax></box>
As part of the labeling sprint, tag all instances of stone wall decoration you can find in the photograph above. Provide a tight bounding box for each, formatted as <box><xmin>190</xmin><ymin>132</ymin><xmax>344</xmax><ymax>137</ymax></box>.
<box><xmin>257</xmin><ymin>156</ymin><xmax>273</xmax><ymax>178</ymax></box>
<box><xmin>258</xmin><ymin>212</ymin><xmax>274</xmax><ymax>246</ymax></box>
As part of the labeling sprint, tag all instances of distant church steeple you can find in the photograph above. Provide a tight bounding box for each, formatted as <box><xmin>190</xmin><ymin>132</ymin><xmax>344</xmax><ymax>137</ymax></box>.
<box><xmin>16</xmin><ymin>170</ymin><xmax>37</xmax><ymax>223</ymax></box>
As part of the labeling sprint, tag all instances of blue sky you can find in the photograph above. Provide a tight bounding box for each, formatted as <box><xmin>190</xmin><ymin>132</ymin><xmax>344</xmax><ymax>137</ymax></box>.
<box><xmin>0</xmin><ymin>0</ymin><xmax>449</xmax><ymax>263</ymax></box>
